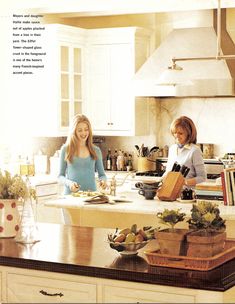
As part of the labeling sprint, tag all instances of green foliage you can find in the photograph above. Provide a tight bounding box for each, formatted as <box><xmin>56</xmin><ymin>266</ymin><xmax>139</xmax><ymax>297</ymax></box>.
<box><xmin>187</xmin><ymin>201</ymin><xmax>226</xmax><ymax>233</ymax></box>
<box><xmin>157</xmin><ymin>209</ymin><xmax>186</xmax><ymax>231</ymax></box>
<box><xmin>0</xmin><ymin>170</ymin><xmax>29</xmax><ymax>200</ymax></box>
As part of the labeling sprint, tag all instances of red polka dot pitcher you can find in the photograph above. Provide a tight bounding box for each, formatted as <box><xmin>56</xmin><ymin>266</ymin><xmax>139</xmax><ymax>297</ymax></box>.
<box><xmin>0</xmin><ymin>199</ymin><xmax>20</xmax><ymax>238</ymax></box>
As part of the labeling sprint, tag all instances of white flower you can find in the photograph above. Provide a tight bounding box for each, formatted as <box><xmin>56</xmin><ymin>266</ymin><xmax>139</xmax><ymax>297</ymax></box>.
<box><xmin>0</xmin><ymin>171</ymin><xmax>29</xmax><ymax>199</ymax></box>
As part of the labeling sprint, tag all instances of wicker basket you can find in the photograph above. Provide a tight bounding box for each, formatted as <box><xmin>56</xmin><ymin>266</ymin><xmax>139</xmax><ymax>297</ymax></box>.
<box><xmin>144</xmin><ymin>239</ymin><xmax>235</xmax><ymax>271</ymax></box>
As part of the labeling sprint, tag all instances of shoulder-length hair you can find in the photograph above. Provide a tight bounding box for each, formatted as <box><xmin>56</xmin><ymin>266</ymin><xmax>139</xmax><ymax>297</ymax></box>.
<box><xmin>65</xmin><ymin>114</ymin><xmax>97</xmax><ymax>163</ymax></box>
<box><xmin>170</xmin><ymin>116</ymin><xmax>197</xmax><ymax>144</ymax></box>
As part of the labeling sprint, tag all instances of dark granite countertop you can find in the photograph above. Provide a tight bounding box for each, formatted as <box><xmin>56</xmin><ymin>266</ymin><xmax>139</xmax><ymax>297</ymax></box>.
<box><xmin>0</xmin><ymin>223</ymin><xmax>234</xmax><ymax>292</ymax></box>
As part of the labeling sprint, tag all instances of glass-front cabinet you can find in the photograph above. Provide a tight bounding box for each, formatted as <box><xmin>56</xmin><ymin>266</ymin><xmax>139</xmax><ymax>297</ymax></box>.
<box><xmin>60</xmin><ymin>45</ymin><xmax>83</xmax><ymax>129</ymax></box>
<box><xmin>32</xmin><ymin>25</ymin><xmax>86</xmax><ymax>137</ymax></box>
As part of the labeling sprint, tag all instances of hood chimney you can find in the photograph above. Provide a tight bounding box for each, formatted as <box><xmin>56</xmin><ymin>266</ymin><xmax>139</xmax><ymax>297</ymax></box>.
<box><xmin>133</xmin><ymin>4</ymin><xmax>235</xmax><ymax>97</ymax></box>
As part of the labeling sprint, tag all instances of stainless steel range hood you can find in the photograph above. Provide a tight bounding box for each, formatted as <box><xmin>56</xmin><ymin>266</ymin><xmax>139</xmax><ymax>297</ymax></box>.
<box><xmin>134</xmin><ymin>26</ymin><xmax>235</xmax><ymax>97</ymax></box>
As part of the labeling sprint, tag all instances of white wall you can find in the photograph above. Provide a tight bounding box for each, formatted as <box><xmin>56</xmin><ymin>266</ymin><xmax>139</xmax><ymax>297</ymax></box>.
<box><xmin>158</xmin><ymin>97</ymin><xmax>235</xmax><ymax>157</ymax></box>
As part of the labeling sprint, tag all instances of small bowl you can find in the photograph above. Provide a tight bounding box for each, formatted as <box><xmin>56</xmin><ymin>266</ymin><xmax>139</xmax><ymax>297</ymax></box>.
<box><xmin>108</xmin><ymin>240</ymin><xmax>149</xmax><ymax>256</ymax></box>
<box><xmin>135</xmin><ymin>181</ymin><xmax>162</xmax><ymax>190</ymax></box>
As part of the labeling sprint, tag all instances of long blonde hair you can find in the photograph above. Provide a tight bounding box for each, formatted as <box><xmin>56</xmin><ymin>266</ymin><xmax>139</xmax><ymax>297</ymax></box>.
<box><xmin>65</xmin><ymin>114</ymin><xmax>97</xmax><ymax>163</ymax></box>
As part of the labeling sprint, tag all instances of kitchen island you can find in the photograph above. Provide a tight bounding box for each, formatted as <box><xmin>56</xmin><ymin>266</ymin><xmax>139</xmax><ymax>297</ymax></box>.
<box><xmin>1</xmin><ymin>223</ymin><xmax>235</xmax><ymax>303</ymax></box>
<box><xmin>44</xmin><ymin>190</ymin><xmax>235</xmax><ymax>238</ymax></box>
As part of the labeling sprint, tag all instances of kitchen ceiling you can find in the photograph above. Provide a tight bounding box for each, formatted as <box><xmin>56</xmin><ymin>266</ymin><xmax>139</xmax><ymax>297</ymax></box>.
<box><xmin>15</xmin><ymin>0</ymin><xmax>235</xmax><ymax>17</ymax></box>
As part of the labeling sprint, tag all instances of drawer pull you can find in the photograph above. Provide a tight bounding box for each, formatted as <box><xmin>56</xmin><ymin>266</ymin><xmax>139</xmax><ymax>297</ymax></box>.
<box><xmin>39</xmin><ymin>290</ymin><xmax>64</xmax><ymax>297</ymax></box>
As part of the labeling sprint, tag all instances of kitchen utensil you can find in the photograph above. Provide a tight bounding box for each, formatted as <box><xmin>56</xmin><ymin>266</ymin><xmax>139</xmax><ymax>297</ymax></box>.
<box><xmin>138</xmin><ymin>188</ymin><xmax>157</xmax><ymax>200</ymax></box>
<box><xmin>142</xmin><ymin>147</ymin><xmax>149</xmax><ymax>157</ymax></box>
<box><xmin>148</xmin><ymin>146</ymin><xmax>159</xmax><ymax>156</ymax></box>
<box><xmin>137</xmin><ymin>157</ymin><xmax>155</xmax><ymax>172</ymax></box>
<box><xmin>157</xmin><ymin>172</ymin><xmax>185</xmax><ymax>201</ymax></box>
<box><xmin>135</xmin><ymin>181</ymin><xmax>162</xmax><ymax>190</ymax></box>
<box><xmin>180</xmin><ymin>165</ymin><xmax>187</xmax><ymax>175</ymax></box>
<box><xmin>175</xmin><ymin>164</ymin><xmax>181</xmax><ymax>172</ymax></box>
<box><xmin>171</xmin><ymin>162</ymin><xmax>178</xmax><ymax>171</ymax></box>
<box><xmin>183</xmin><ymin>167</ymin><xmax>190</xmax><ymax>177</ymax></box>
<box><xmin>140</xmin><ymin>143</ymin><xmax>144</xmax><ymax>157</ymax></box>
<box><xmin>134</xmin><ymin>145</ymin><xmax>140</xmax><ymax>156</ymax></box>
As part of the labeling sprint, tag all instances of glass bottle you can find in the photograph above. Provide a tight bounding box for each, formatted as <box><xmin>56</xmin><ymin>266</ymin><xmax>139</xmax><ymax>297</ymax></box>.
<box><xmin>106</xmin><ymin>149</ymin><xmax>112</xmax><ymax>170</ymax></box>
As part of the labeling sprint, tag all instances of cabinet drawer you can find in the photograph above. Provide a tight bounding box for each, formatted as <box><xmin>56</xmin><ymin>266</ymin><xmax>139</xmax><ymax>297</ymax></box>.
<box><xmin>102</xmin><ymin>285</ymin><xmax>196</xmax><ymax>303</ymax></box>
<box><xmin>7</xmin><ymin>273</ymin><xmax>96</xmax><ymax>303</ymax></box>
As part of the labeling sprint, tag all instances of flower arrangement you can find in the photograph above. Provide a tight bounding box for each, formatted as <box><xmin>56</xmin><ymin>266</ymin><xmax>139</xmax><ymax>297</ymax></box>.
<box><xmin>157</xmin><ymin>208</ymin><xmax>186</xmax><ymax>231</ymax></box>
<box><xmin>187</xmin><ymin>201</ymin><xmax>226</xmax><ymax>234</ymax></box>
<box><xmin>0</xmin><ymin>170</ymin><xmax>31</xmax><ymax>200</ymax></box>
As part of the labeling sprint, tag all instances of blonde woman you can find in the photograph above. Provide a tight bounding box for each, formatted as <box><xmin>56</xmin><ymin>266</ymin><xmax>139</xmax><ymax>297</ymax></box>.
<box><xmin>58</xmin><ymin>114</ymin><xmax>107</xmax><ymax>195</ymax></box>
<box><xmin>164</xmin><ymin>116</ymin><xmax>206</xmax><ymax>187</ymax></box>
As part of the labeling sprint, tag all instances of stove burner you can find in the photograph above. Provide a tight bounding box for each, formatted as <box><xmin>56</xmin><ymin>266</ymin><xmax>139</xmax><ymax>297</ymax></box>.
<box><xmin>136</xmin><ymin>171</ymin><xmax>164</xmax><ymax>177</ymax></box>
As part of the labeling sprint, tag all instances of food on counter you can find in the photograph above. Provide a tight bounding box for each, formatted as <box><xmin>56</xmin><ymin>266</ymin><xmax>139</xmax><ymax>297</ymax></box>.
<box><xmin>108</xmin><ymin>224</ymin><xmax>156</xmax><ymax>244</ymax></box>
<box><xmin>107</xmin><ymin>224</ymin><xmax>157</xmax><ymax>254</ymax></box>
<box><xmin>84</xmin><ymin>194</ymin><xmax>109</xmax><ymax>204</ymax></box>
<box><xmin>72</xmin><ymin>190</ymin><xmax>100</xmax><ymax>197</ymax></box>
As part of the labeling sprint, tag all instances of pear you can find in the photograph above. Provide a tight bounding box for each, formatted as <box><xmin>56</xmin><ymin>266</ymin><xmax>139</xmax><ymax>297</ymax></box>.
<box><xmin>131</xmin><ymin>224</ymin><xmax>137</xmax><ymax>234</ymax></box>
<box><xmin>119</xmin><ymin>228</ymin><xmax>131</xmax><ymax>236</ymax></box>
<box><xmin>114</xmin><ymin>233</ymin><xmax>126</xmax><ymax>243</ymax></box>
<box><xmin>138</xmin><ymin>229</ymin><xmax>147</xmax><ymax>240</ymax></box>
<box><xmin>125</xmin><ymin>232</ymin><xmax>136</xmax><ymax>243</ymax></box>
<box><xmin>135</xmin><ymin>233</ymin><xmax>144</xmax><ymax>243</ymax></box>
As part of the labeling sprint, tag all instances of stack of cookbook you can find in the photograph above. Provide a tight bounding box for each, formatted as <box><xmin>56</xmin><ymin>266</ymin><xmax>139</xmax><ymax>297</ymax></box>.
<box><xmin>195</xmin><ymin>182</ymin><xmax>223</xmax><ymax>201</ymax></box>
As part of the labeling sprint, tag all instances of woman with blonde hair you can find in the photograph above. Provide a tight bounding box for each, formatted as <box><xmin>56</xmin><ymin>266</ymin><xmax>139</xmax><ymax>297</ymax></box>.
<box><xmin>164</xmin><ymin>116</ymin><xmax>206</xmax><ymax>187</ymax></box>
<box><xmin>58</xmin><ymin>114</ymin><xmax>107</xmax><ymax>194</ymax></box>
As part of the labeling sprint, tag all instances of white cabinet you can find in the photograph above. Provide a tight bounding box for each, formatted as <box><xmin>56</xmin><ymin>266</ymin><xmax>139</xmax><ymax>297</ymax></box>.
<box><xmin>102</xmin><ymin>284</ymin><xmax>196</xmax><ymax>303</ymax></box>
<box><xmin>32</xmin><ymin>24</ymin><xmax>86</xmax><ymax>136</ymax></box>
<box><xmin>22</xmin><ymin>25</ymin><xmax>151</xmax><ymax>136</ymax></box>
<box><xmin>86</xmin><ymin>27</ymin><xmax>152</xmax><ymax>136</ymax></box>
<box><xmin>6</xmin><ymin>268</ymin><xmax>96</xmax><ymax>303</ymax></box>
<box><xmin>0</xmin><ymin>266</ymin><xmax>232</xmax><ymax>303</ymax></box>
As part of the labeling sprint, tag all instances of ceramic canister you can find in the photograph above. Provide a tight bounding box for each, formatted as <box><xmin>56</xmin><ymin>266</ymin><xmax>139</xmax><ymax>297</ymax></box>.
<box><xmin>0</xmin><ymin>199</ymin><xmax>20</xmax><ymax>238</ymax></box>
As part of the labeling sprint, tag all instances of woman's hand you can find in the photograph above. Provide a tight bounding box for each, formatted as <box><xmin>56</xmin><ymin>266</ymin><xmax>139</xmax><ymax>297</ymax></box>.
<box><xmin>99</xmin><ymin>180</ymin><xmax>107</xmax><ymax>190</ymax></box>
<box><xmin>70</xmin><ymin>182</ymin><xmax>80</xmax><ymax>192</ymax></box>
<box><xmin>184</xmin><ymin>178</ymin><xmax>196</xmax><ymax>187</ymax></box>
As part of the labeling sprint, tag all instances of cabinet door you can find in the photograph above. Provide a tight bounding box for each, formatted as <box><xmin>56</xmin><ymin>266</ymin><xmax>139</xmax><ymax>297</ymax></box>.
<box><xmin>88</xmin><ymin>45</ymin><xmax>111</xmax><ymax>130</ymax></box>
<box><xmin>109</xmin><ymin>44</ymin><xmax>133</xmax><ymax>131</ymax></box>
<box><xmin>7</xmin><ymin>273</ymin><xmax>96</xmax><ymax>303</ymax></box>
<box><xmin>102</xmin><ymin>285</ymin><xmax>196</xmax><ymax>303</ymax></box>
<box><xmin>87</xmin><ymin>43</ymin><xmax>134</xmax><ymax>134</ymax></box>
<box><xmin>60</xmin><ymin>43</ymin><xmax>83</xmax><ymax>130</ymax></box>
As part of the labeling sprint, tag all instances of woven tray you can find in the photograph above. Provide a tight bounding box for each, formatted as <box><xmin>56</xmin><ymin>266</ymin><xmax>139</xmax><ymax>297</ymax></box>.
<box><xmin>144</xmin><ymin>239</ymin><xmax>235</xmax><ymax>271</ymax></box>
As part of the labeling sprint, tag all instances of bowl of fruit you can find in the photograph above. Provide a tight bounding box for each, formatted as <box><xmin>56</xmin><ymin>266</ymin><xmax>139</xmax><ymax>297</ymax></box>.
<box><xmin>107</xmin><ymin>224</ymin><xmax>156</xmax><ymax>256</ymax></box>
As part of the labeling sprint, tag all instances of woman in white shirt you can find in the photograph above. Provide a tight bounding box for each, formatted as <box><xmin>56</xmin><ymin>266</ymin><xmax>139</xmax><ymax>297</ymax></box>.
<box><xmin>165</xmin><ymin>116</ymin><xmax>206</xmax><ymax>187</ymax></box>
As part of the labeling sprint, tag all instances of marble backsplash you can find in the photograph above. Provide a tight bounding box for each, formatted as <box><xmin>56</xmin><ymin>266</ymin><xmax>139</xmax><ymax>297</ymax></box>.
<box><xmin>157</xmin><ymin>97</ymin><xmax>235</xmax><ymax>157</ymax></box>
<box><xmin>100</xmin><ymin>97</ymin><xmax>235</xmax><ymax>165</ymax></box>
